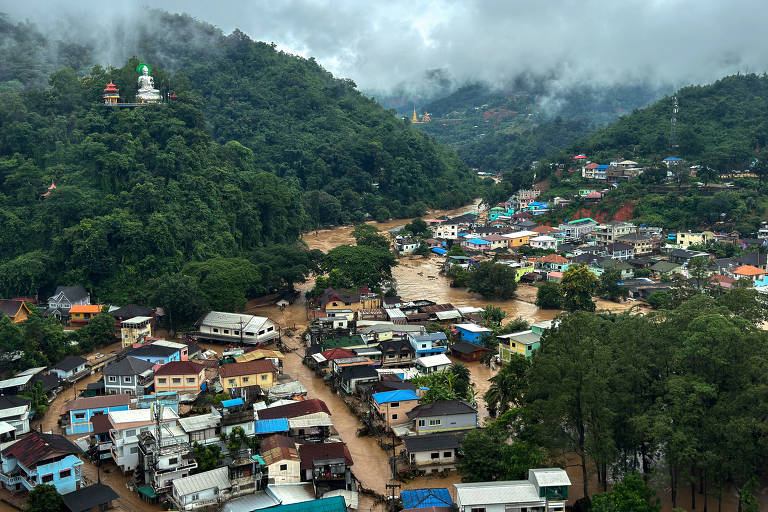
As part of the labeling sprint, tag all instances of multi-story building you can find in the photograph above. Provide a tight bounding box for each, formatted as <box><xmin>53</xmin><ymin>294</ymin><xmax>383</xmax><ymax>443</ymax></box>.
<box><xmin>0</xmin><ymin>431</ymin><xmax>83</xmax><ymax>494</ymax></box>
<box><xmin>219</xmin><ymin>360</ymin><xmax>278</xmax><ymax>392</ymax></box>
<box><xmin>405</xmin><ymin>400</ymin><xmax>477</xmax><ymax>435</ymax></box>
<box><xmin>0</xmin><ymin>396</ymin><xmax>30</xmax><ymax>436</ymax></box>
<box><xmin>297</xmin><ymin>442</ymin><xmax>355</xmax><ymax>497</ymax></box>
<box><xmin>557</xmin><ymin>218</ymin><xmax>599</xmax><ymax>241</ymax></box>
<box><xmin>618</xmin><ymin>232</ymin><xmax>655</xmax><ymax>256</ymax></box>
<box><xmin>108</xmin><ymin>407</ymin><xmax>180</xmax><ymax>473</ymax></box>
<box><xmin>103</xmin><ymin>357</ymin><xmax>155</xmax><ymax>396</ymax></box>
<box><xmin>120</xmin><ymin>316</ymin><xmax>153</xmax><ymax>348</ymax></box>
<box><xmin>61</xmin><ymin>395</ymin><xmax>132</xmax><ymax>435</ymax></box>
<box><xmin>153</xmin><ymin>361</ymin><xmax>205</xmax><ymax>395</ymax></box>
<box><xmin>592</xmin><ymin>221</ymin><xmax>635</xmax><ymax>244</ymax></box>
<box><xmin>137</xmin><ymin>425</ymin><xmax>197</xmax><ymax>496</ymax></box>
<box><xmin>497</xmin><ymin>330</ymin><xmax>542</xmax><ymax>362</ymax></box>
<box><xmin>197</xmin><ymin>312</ymin><xmax>279</xmax><ymax>345</ymax></box>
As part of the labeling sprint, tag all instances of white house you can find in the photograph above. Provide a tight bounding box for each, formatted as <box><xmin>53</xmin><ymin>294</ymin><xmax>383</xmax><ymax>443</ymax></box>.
<box><xmin>528</xmin><ymin>235</ymin><xmax>559</xmax><ymax>250</ymax></box>
<box><xmin>261</xmin><ymin>434</ymin><xmax>301</xmax><ymax>484</ymax></box>
<box><xmin>414</xmin><ymin>354</ymin><xmax>452</xmax><ymax>374</ymax></box>
<box><xmin>454</xmin><ymin>468</ymin><xmax>571</xmax><ymax>512</ymax></box>
<box><xmin>108</xmin><ymin>408</ymin><xmax>180</xmax><ymax>473</ymax></box>
<box><xmin>0</xmin><ymin>396</ymin><xmax>30</xmax><ymax>435</ymax></box>
<box><xmin>48</xmin><ymin>285</ymin><xmax>90</xmax><ymax>311</ymax></box>
<box><xmin>198</xmin><ymin>312</ymin><xmax>278</xmax><ymax>345</ymax></box>
<box><xmin>172</xmin><ymin>466</ymin><xmax>231</xmax><ymax>511</ymax></box>
<box><xmin>49</xmin><ymin>356</ymin><xmax>88</xmax><ymax>381</ymax></box>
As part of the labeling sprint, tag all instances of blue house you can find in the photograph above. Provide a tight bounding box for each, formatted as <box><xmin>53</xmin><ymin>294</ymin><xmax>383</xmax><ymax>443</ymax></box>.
<box><xmin>126</xmin><ymin>343</ymin><xmax>181</xmax><ymax>365</ymax></box>
<box><xmin>408</xmin><ymin>332</ymin><xmax>448</xmax><ymax>358</ymax></box>
<box><xmin>453</xmin><ymin>323</ymin><xmax>492</xmax><ymax>344</ymax></box>
<box><xmin>401</xmin><ymin>488</ymin><xmax>454</xmax><ymax>510</ymax></box>
<box><xmin>0</xmin><ymin>431</ymin><xmax>83</xmax><ymax>494</ymax></box>
<box><xmin>61</xmin><ymin>394</ymin><xmax>132</xmax><ymax>435</ymax></box>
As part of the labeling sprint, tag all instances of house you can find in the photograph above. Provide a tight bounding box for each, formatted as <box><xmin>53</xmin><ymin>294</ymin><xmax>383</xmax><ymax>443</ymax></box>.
<box><xmin>592</xmin><ymin>221</ymin><xmax>635</xmax><ymax>244</ymax></box>
<box><xmin>400</xmin><ymin>488</ymin><xmax>454</xmax><ymax>509</ymax></box>
<box><xmin>298</xmin><ymin>442</ymin><xmax>354</xmax><ymax>497</ymax></box>
<box><xmin>103</xmin><ymin>357</ymin><xmax>155</xmax><ymax>396</ymax></box>
<box><xmin>337</xmin><ymin>365</ymin><xmax>379</xmax><ymax>395</ymax></box>
<box><xmin>320</xmin><ymin>288</ymin><xmax>380</xmax><ymax>313</ymax></box>
<box><xmin>581</xmin><ymin>162</ymin><xmax>599</xmax><ymax>179</ymax></box>
<box><xmin>120</xmin><ymin>316</ymin><xmax>153</xmax><ymax>348</ymax></box>
<box><xmin>453</xmin><ymin>324</ymin><xmax>492</xmax><ymax>344</ymax></box>
<box><xmin>497</xmin><ymin>330</ymin><xmax>541</xmax><ymax>362</ymax></box>
<box><xmin>669</xmin><ymin>249</ymin><xmax>710</xmax><ymax>265</ymax></box>
<box><xmin>178</xmin><ymin>413</ymin><xmax>221</xmax><ymax>446</ymax></box>
<box><xmin>449</xmin><ymin>341</ymin><xmax>492</xmax><ymax>362</ymax></box>
<box><xmin>481</xmin><ymin>234</ymin><xmax>510</xmax><ymax>250</ymax></box>
<box><xmin>137</xmin><ymin>425</ymin><xmax>197</xmax><ymax>496</ymax></box>
<box><xmin>732</xmin><ymin>265</ymin><xmax>768</xmax><ymax>285</ymax></box>
<box><xmin>618</xmin><ymin>232</ymin><xmax>655</xmax><ymax>256</ymax></box>
<box><xmin>675</xmin><ymin>230</ymin><xmax>715</xmax><ymax>248</ymax></box>
<box><xmin>557</xmin><ymin>218</ymin><xmax>598</xmax><ymax>241</ymax></box>
<box><xmin>454</xmin><ymin>468</ymin><xmax>571</xmax><ymax>512</ymax></box>
<box><xmin>599</xmin><ymin>242</ymin><xmax>635</xmax><ymax>261</ymax></box>
<box><xmin>408</xmin><ymin>332</ymin><xmax>448</xmax><ymax>358</ymax></box>
<box><xmin>69</xmin><ymin>305</ymin><xmax>104</xmax><ymax>326</ymax></box>
<box><xmin>310</xmin><ymin>348</ymin><xmax>357</xmax><ymax>375</ymax></box>
<box><xmin>528</xmin><ymin>235</ymin><xmax>559</xmax><ymax>250</ymax></box>
<box><xmin>372</xmin><ymin>390</ymin><xmax>420</xmax><ymax>430</ymax></box>
<box><xmin>0</xmin><ymin>300</ymin><xmax>31</xmax><ymax>324</ymax></box>
<box><xmin>395</xmin><ymin>237</ymin><xmax>419</xmax><ymax>254</ymax></box>
<box><xmin>220</xmin><ymin>360</ymin><xmax>278</xmax><ymax>391</ymax></box>
<box><xmin>88</xmin><ymin>415</ymin><xmax>115</xmax><ymax>461</ymax></box>
<box><xmin>501</xmin><ymin>230</ymin><xmax>538</xmax><ymax>248</ymax></box>
<box><xmin>108</xmin><ymin>407</ymin><xmax>179</xmax><ymax>473</ymax></box>
<box><xmin>593</xmin><ymin>259</ymin><xmax>635</xmax><ymax>280</ymax></box>
<box><xmin>61</xmin><ymin>395</ymin><xmax>131</xmax><ymax>435</ymax></box>
<box><xmin>402</xmin><ymin>433</ymin><xmax>465</xmax><ymax>475</ymax></box>
<box><xmin>110</xmin><ymin>304</ymin><xmax>155</xmax><ymax>336</ymax></box>
<box><xmin>48</xmin><ymin>285</ymin><xmax>90</xmax><ymax>314</ymax></box>
<box><xmin>0</xmin><ymin>431</ymin><xmax>83</xmax><ymax>494</ymax></box>
<box><xmin>378</xmin><ymin>339</ymin><xmax>416</xmax><ymax>367</ymax></box>
<box><xmin>261</xmin><ymin>434</ymin><xmax>300</xmax><ymax>484</ymax></box>
<box><xmin>650</xmin><ymin>260</ymin><xmax>682</xmax><ymax>275</ymax></box>
<box><xmin>61</xmin><ymin>483</ymin><xmax>119</xmax><ymax>512</ymax></box>
<box><xmin>0</xmin><ymin>373</ymin><xmax>37</xmax><ymax>396</ymax></box>
<box><xmin>257</xmin><ymin>399</ymin><xmax>333</xmax><ymax>442</ymax></box>
<box><xmin>414</xmin><ymin>354</ymin><xmax>452</xmax><ymax>374</ymax></box>
<box><xmin>153</xmin><ymin>361</ymin><xmax>205</xmax><ymax>395</ymax></box>
<box><xmin>406</xmin><ymin>400</ymin><xmax>477</xmax><ymax>435</ymax></box>
<box><xmin>330</xmin><ymin>357</ymin><xmax>375</xmax><ymax>377</ymax></box>
<box><xmin>126</xmin><ymin>344</ymin><xmax>181</xmax><ymax>365</ymax></box>
<box><xmin>50</xmin><ymin>356</ymin><xmax>88</xmax><ymax>381</ymax></box>
<box><xmin>171</xmin><ymin>466</ymin><xmax>231</xmax><ymax>511</ymax></box>
<box><xmin>0</xmin><ymin>396</ymin><xmax>30</xmax><ymax>435</ymax></box>
<box><xmin>462</xmin><ymin>238</ymin><xmax>491</xmax><ymax>251</ymax></box>
<box><xmin>534</xmin><ymin>254</ymin><xmax>570</xmax><ymax>272</ymax></box>
<box><xmin>197</xmin><ymin>311</ymin><xmax>279</xmax><ymax>345</ymax></box>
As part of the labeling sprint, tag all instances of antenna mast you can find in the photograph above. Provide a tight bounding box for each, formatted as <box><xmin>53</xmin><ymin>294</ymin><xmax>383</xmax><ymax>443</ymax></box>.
<box><xmin>670</xmin><ymin>96</ymin><xmax>679</xmax><ymax>150</ymax></box>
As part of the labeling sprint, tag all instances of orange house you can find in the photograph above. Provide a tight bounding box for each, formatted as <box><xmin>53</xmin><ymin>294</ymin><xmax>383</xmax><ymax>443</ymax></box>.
<box><xmin>154</xmin><ymin>361</ymin><xmax>205</xmax><ymax>394</ymax></box>
<box><xmin>0</xmin><ymin>300</ymin><xmax>32</xmax><ymax>323</ymax></box>
<box><xmin>69</xmin><ymin>304</ymin><xmax>104</xmax><ymax>325</ymax></box>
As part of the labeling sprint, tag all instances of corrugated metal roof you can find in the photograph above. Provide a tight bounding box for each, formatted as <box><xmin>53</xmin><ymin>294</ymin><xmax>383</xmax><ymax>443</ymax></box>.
<box><xmin>173</xmin><ymin>466</ymin><xmax>230</xmax><ymax>496</ymax></box>
<box><xmin>455</xmin><ymin>481</ymin><xmax>542</xmax><ymax>506</ymax></box>
<box><xmin>178</xmin><ymin>413</ymin><xmax>220</xmax><ymax>432</ymax></box>
<box><xmin>222</xmin><ymin>491</ymin><xmax>280</xmax><ymax>512</ymax></box>
<box><xmin>529</xmin><ymin>468</ymin><xmax>571</xmax><ymax>487</ymax></box>
<box><xmin>372</xmin><ymin>389</ymin><xmax>419</xmax><ymax>404</ymax></box>
<box><xmin>415</xmin><ymin>354</ymin><xmax>452</xmax><ymax>368</ymax></box>
<box><xmin>267</xmin><ymin>482</ymin><xmax>316</xmax><ymax>505</ymax></box>
<box><xmin>254</xmin><ymin>418</ymin><xmax>290</xmax><ymax>434</ymax></box>
<box><xmin>435</xmin><ymin>310</ymin><xmax>461</xmax><ymax>320</ymax></box>
<box><xmin>401</xmin><ymin>488</ymin><xmax>453</xmax><ymax>509</ymax></box>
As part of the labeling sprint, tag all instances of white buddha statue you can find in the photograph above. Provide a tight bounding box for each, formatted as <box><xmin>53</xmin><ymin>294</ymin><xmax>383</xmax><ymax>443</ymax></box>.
<box><xmin>137</xmin><ymin>65</ymin><xmax>161</xmax><ymax>103</ymax></box>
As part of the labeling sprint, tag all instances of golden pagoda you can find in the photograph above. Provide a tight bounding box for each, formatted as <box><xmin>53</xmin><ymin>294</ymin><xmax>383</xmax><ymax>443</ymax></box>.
<box><xmin>103</xmin><ymin>82</ymin><xmax>119</xmax><ymax>105</ymax></box>
<box><xmin>411</xmin><ymin>107</ymin><xmax>419</xmax><ymax>123</ymax></box>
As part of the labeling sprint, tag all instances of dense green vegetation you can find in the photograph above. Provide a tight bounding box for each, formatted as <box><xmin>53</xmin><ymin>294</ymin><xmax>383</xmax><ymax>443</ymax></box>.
<box><xmin>468</xmin><ymin>291</ymin><xmax>768</xmax><ymax>509</ymax></box>
<box><xmin>0</xmin><ymin>11</ymin><xmax>476</xmax><ymax>307</ymax></box>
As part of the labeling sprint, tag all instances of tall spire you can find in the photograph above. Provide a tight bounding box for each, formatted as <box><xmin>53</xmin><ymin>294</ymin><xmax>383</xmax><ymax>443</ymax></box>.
<box><xmin>411</xmin><ymin>107</ymin><xmax>419</xmax><ymax>123</ymax></box>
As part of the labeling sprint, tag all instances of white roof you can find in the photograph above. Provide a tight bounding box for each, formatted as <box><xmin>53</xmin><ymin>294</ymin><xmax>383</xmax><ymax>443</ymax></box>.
<box><xmin>0</xmin><ymin>421</ymin><xmax>15</xmax><ymax>436</ymax></box>
<box><xmin>268</xmin><ymin>381</ymin><xmax>307</xmax><ymax>398</ymax></box>
<box><xmin>455</xmin><ymin>481</ymin><xmax>542</xmax><ymax>506</ymax></box>
<box><xmin>267</xmin><ymin>482</ymin><xmax>316</xmax><ymax>504</ymax></box>
<box><xmin>530</xmin><ymin>235</ymin><xmax>557</xmax><ymax>242</ymax></box>
<box><xmin>16</xmin><ymin>367</ymin><xmax>45</xmax><ymax>377</ymax></box>
<box><xmin>0</xmin><ymin>374</ymin><xmax>33</xmax><ymax>390</ymax></box>
<box><xmin>454</xmin><ymin>323</ymin><xmax>492</xmax><ymax>333</ymax></box>
<box><xmin>529</xmin><ymin>468</ymin><xmax>571</xmax><ymax>487</ymax></box>
<box><xmin>288</xmin><ymin>417</ymin><xmax>334</xmax><ymax>428</ymax></box>
<box><xmin>385</xmin><ymin>308</ymin><xmax>406</xmax><ymax>319</ymax></box>
<box><xmin>456</xmin><ymin>306</ymin><xmax>484</xmax><ymax>315</ymax></box>
<box><xmin>223</xmin><ymin>492</ymin><xmax>280</xmax><ymax>512</ymax></box>
<box><xmin>435</xmin><ymin>310</ymin><xmax>461</xmax><ymax>320</ymax></box>
<box><xmin>178</xmin><ymin>413</ymin><xmax>220</xmax><ymax>432</ymax></box>
<box><xmin>532</xmin><ymin>320</ymin><xmax>555</xmax><ymax>330</ymax></box>
<box><xmin>109</xmin><ymin>407</ymin><xmax>178</xmax><ymax>425</ymax></box>
<box><xmin>123</xmin><ymin>316</ymin><xmax>152</xmax><ymax>324</ymax></box>
<box><xmin>311</xmin><ymin>353</ymin><xmax>327</xmax><ymax>363</ymax></box>
<box><xmin>174</xmin><ymin>466</ymin><xmax>230</xmax><ymax>496</ymax></box>
<box><xmin>0</xmin><ymin>406</ymin><xmax>28</xmax><ymax>419</ymax></box>
<box><xmin>200</xmin><ymin>311</ymin><xmax>271</xmax><ymax>332</ymax></box>
<box><xmin>152</xmin><ymin>340</ymin><xmax>187</xmax><ymax>349</ymax></box>
<box><xmin>415</xmin><ymin>354</ymin><xmax>452</xmax><ymax>368</ymax></box>
<box><xmin>502</xmin><ymin>230</ymin><xmax>538</xmax><ymax>239</ymax></box>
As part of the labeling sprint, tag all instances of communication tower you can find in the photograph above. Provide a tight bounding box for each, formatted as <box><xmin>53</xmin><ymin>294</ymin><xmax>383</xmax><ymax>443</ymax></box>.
<box><xmin>670</xmin><ymin>96</ymin><xmax>679</xmax><ymax>149</ymax></box>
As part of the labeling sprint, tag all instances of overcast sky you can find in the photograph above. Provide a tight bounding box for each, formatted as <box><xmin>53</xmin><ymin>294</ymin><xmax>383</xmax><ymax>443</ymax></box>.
<box><xmin>6</xmin><ymin>0</ymin><xmax>768</xmax><ymax>93</ymax></box>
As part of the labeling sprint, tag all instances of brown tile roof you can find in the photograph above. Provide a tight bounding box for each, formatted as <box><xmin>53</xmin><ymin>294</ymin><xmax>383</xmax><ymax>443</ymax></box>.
<box><xmin>60</xmin><ymin>394</ymin><xmax>132</xmax><ymax>414</ymax></box>
<box><xmin>319</xmin><ymin>348</ymin><xmax>356</xmax><ymax>361</ymax></box>
<box><xmin>298</xmin><ymin>442</ymin><xmax>353</xmax><ymax>470</ymax></box>
<box><xmin>219</xmin><ymin>360</ymin><xmax>276</xmax><ymax>378</ymax></box>
<box><xmin>260</xmin><ymin>434</ymin><xmax>299</xmax><ymax>465</ymax></box>
<box><xmin>3</xmin><ymin>431</ymin><xmax>80</xmax><ymax>468</ymax></box>
<box><xmin>154</xmin><ymin>361</ymin><xmax>204</xmax><ymax>376</ymax></box>
<box><xmin>256</xmin><ymin>398</ymin><xmax>331</xmax><ymax>420</ymax></box>
<box><xmin>536</xmin><ymin>254</ymin><xmax>570</xmax><ymax>264</ymax></box>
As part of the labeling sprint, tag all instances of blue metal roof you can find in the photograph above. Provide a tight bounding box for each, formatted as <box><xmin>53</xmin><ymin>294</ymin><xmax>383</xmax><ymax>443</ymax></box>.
<box><xmin>221</xmin><ymin>398</ymin><xmax>244</xmax><ymax>408</ymax></box>
<box><xmin>373</xmin><ymin>389</ymin><xmax>419</xmax><ymax>404</ymax></box>
<box><xmin>269</xmin><ymin>496</ymin><xmax>347</xmax><ymax>512</ymax></box>
<box><xmin>431</xmin><ymin>247</ymin><xmax>447</xmax><ymax>255</ymax></box>
<box><xmin>664</xmin><ymin>157</ymin><xmax>683</xmax><ymax>161</ymax></box>
<box><xmin>400</xmin><ymin>488</ymin><xmax>453</xmax><ymax>509</ymax></box>
<box><xmin>253</xmin><ymin>418</ymin><xmax>290</xmax><ymax>434</ymax></box>
<box><xmin>466</xmin><ymin>238</ymin><xmax>490</xmax><ymax>245</ymax></box>
<box><xmin>596</xmin><ymin>164</ymin><xmax>609</xmax><ymax>170</ymax></box>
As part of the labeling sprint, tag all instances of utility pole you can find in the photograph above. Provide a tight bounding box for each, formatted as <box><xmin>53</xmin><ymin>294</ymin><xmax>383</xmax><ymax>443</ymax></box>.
<box><xmin>670</xmin><ymin>95</ymin><xmax>679</xmax><ymax>150</ymax></box>
<box><xmin>385</xmin><ymin>430</ymin><xmax>400</xmax><ymax>512</ymax></box>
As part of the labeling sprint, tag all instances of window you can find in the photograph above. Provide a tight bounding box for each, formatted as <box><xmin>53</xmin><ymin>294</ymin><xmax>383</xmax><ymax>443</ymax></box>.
<box><xmin>279</xmin><ymin>464</ymin><xmax>288</xmax><ymax>471</ymax></box>
<box><xmin>267</xmin><ymin>326</ymin><xmax>274</xmax><ymax>332</ymax></box>
<box><xmin>187</xmin><ymin>378</ymin><xmax>195</xmax><ymax>383</ymax></box>
<box><xmin>108</xmin><ymin>376</ymin><xmax>117</xmax><ymax>383</ymax></box>
<box><xmin>421</xmin><ymin>344</ymin><xmax>427</xmax><ymax>349</ymax></box>
<box><xmin>224</xmin><ymin>329</ymin><xmax>230</xmax><ymax>334</ymax></box>
<box><xmin>443</xmin><ymin>451</ymin><xmax>452</xmax><ymax>458</ymax></box>
<box><xmin>124</xmin><ymin>376</ymin><xmax>132</xmax><ymax>383</ymax></box>
<box><xmin>245</xmin><ymin>332</ymin><xmax>254</xmax><ymax>336</ymax></box>
<box><xmin>418</xmin><ymin>419</ymin><xmax>426</xmax><ymax>427</ymax></box>
<box><xmin>229</xmin><ymin>379</ymin><xmax>236</xmax><ymax>386</ymax></box>
<box><xmin>74</xmin><ymin>413</ymin><xmax>85</xmax><ymax>420</ymax></box>
<box><xmin>130</xmin><ymin>447</ymin><xmax>139</xmax><ymax>454</ymax></box>
<box><xmin>158</xmin><ymin>378</ymin><xmax>167</xmax><ymax>384</ymax></box>
<box><xmin>259</xmin><ymin>330</ymin><xmax>265</xmax><ymax>335</ymax></box>
<box><xmin>59</xmin><ymin>469</ymin><xmax>71</xmax><ymax>479</ymax></box>
<box><xmin>261</xmin><ymin>375</ymin><xmax>268</xmax><ymax>381</ymax></box>
<box><xmin>125</xmin><ymin>390</ymin><xmax>132</xmax><ymax>395</ymax></box>
<box><xmin>389</xmin><ymin>402</ymin><xmax>399</xmax><ymax>408</ymax></box>
<box><xmin>391</xmin><ymin>414</ymin><xmax>398</xmax><ymax>420</ymax></box>
<box><xmin>172</xmin><ymin>378</ymin><xmax>182</xmax><ymax>384</ymax></box>
<box><xmin>430</xmin><ymin>452</ymin><xmax>440</xmax><ymax>459</ymax></box>
<box><xmin>234</xmin><ymin>331</ymin><xmax>240</xmax><ymax>335</ymax></box>
<box><xmin>168</xmin><ymin>458</ymin><xmax>178</xmax><ymax>465</ymax></box>
<box><xmin>41</xmin><ymin>473</ymin><xmax>54</xmax><ymax>483</ymax></box>
<box><xmin>470</xmin><ymin>508</ymin><xmax>486</xmax><ymax>512</ymax></box>
<box><xmin>242</xmin><ymin>377</ymin><xmax>249</xmax><ymax>383</ymax></box>
<box><xmin>213</xmin><ymin>328</ymin><xmax>219</xmax><ymax>333</ymax></box>
<box><xmin>510</xmin><ymin>342</ymin><xmax>516</xmax><ymax>347</ymax></box>
<box><xmin>429</xmin><ymin>419</ymin><xmax>442</xmax><ymax>426</ymax></box>
<box><xmin>125</xmin><ymin>429</ymin><xmax>136</xmax><ymax>437</ymax></box>
<box><xmin>191</xmin><ymin>494</ymin><xmax>199</xmax><ymax>501</ymax></box>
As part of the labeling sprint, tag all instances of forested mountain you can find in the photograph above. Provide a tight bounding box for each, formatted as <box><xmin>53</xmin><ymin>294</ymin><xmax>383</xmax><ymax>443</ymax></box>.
<box><xmin>413</xmin><ymin>80</ymin><xmax>665</xmax><ymax>170</ymax></box>
<box><xmin>0</xmin><ymin>12</ymin><xmax>476</xmax><ymax>304</ymax></box>
<box><xmin>569</xmin><ymin>74</ymin><xmax>768</xmax><ymax>169</ymax></box>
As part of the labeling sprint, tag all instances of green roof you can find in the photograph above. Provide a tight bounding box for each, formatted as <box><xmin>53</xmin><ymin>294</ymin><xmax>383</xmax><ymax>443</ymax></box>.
<box><xmin>269</xmin><ymin>496</ymin><xmax>347</xmax><ymax>512</ymax></box>
<box><xmin>322</xmin><ymin>335</ymin><xmax>366</xmax><ymax>350</ymax></box>
<box><xmin>137</xmin><ymin>486</ymin><xmax>157</xmax><ymax>499</ymax></box>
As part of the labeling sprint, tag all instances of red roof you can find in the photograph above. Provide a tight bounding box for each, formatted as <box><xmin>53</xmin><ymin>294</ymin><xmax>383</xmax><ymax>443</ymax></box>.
<box><xmin>154</xmin><ymin>360</ymin><xmax>203</xmax><ymax>376</ymax></box>
<box><xmin>103</xmin><ymin>82</ymin><xmax>119</xmax><ymax>92</ymax></box>
<box><xmin>256</xmin><ymin>398</ymin><xmax>331</xmax><ymax>420</ymax></box>
<box><xmin>2</xmin><ymin>431</ymin><xmax>80</xmax><ymax>468</ymax></box>
<box><xmin>320</xmin><ymin>348</ymin><xmax>356</xmax><ymax>361</ymax></box>
<box><xmin>298</xmin><ymin>442</ymin><xmax>353</xmax><ymax>470</ymax></box>
<box><xmin>219</xmin><ymin>360</ymin><xmax>276</xmax><ymax>378</ymax></box>
<box><xmin>733</xmin><ymin>265</ymin><xmax>765</xmax><ymax>276</ymax></box>
<box><xmin>585</xmin><ymin>191</ymin><xmax>603</xmax><ymax>199</ymax></box>
<box><xmin>585</xmin><ymin>163</ymin><xmax>600</xmax><ymax>169</ymax></box>
<box><xmin>536</xmin><ymin>254</ymin><xmax>570</xmax><ymax>264</ymax></box>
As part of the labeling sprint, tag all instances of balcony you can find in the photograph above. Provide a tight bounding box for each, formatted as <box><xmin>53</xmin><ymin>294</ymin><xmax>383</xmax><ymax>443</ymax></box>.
<box><xmin>0</xmin><ymin>472</ymin><xmax>36</xmax><ymax>491</ymax></box>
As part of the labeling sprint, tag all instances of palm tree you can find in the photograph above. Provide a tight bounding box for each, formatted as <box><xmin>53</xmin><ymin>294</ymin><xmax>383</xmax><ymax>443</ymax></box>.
<box><xmin>484</xmin><ymin>354</ymin><xmax>530</xmax><ymax>416</ymax></box>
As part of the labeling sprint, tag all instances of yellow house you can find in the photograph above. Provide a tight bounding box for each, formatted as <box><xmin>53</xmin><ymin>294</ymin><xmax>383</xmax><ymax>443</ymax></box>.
<box><xmin>502</xmin><ymin>230</ymin><xmax>538</xmax><ymax>248</ymax></box>
<box><xmin>497</xmin><ymin>330</ymin><xmax>542</xmax><ymax>361</ymax></box>
<box><xmin>0</xmin><ymin>300</ymin><xmax>31</xmax><ymax>323</ymax></box>
<box><xmin>514</xmin><ymin>263</ymin><xmax>535</xmax><ymax>281</ymax></box>
<box><xmin>69</xmin><ymin>304</ymin><xmax>103</xmax><ymax>325</ymax></box>
<box><xmin>219</xmin><ymin>360</ymin><xmax>278</xmax><ymax>391</ymax></box>
<box><xmin>154</xmin><ymin>361</ymin><xmax>205</xmax><ymax>394</ymax></box>
<box><xmin>675</xmin><ymin>230</ymin><xmax>715</xmax><ymax>248</ymax></box>
<box><xmin>320</xmin><ymin>288</ymin><xmax>381</xmax><ymax>313</ymax></box>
